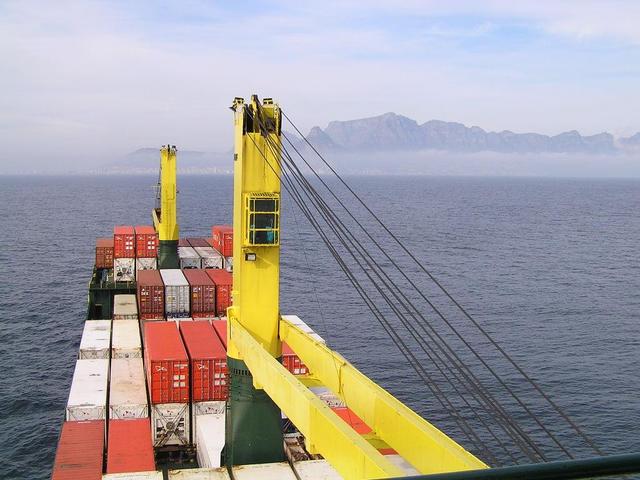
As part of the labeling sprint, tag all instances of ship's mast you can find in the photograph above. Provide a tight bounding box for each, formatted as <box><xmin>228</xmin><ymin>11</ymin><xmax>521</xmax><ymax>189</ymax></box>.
<box><xmin>153</xmin><ymin>145</ymin><xmax>180</xmax><ymax>268</ymax></box>
<box><xmin>225</xmin><ymin>96</ymin><xmax>285</xmax><ymax>465</ymax></box>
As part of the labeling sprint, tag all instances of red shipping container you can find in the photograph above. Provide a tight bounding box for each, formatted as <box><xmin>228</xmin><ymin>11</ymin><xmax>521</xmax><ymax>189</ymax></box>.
<box><xmin>211</xmin><ymin>225</ymin><xmax>233</xmax><ymax>257</ymax></box>
<box><xmin>135</xmin><ymin>225</ymin><xmax>158</xmax><ymax>258</ymax></box>
<box><xmin>182</xmin><ymin>269</ymin><xmax>216</xmax><ymax>317</ymax></box>
<box><xmin>107</xmin><ymin>419</ymin><xmax>155</xmax><ymax>474</ymax></box>
<box><xmin>137</xmin><ymin>270</ymin><xmax>165</xmax><ymax>320</ymax></box>
<box><xmin>51</xmin><ymin>420</ymin><xmax>104</xmax><ymax>480</ymax></box>
<box><xmin>187</xmin><ymin>237</ymin><xmax>210</xmax><ymax>248</ymax></box>
<box><xmin>180</xmin><ymin>321</ymin><xmax>228</xmax><ymax>401</ymax></box>
<box><xmin>211</xmin><ymin>320</ymin><xmax>227</xmax><ymax>349</ymax></box>
<box><xmin>178</xmin><ymin>238</ymin><xmax>190</xmax><ymax>247</ymax></box>
<box><xmin>95</xmin><ymin>237</ymin><xmax>114</xmax><ymax>269</ymax></box>
<box><xmin>114</xmin><ymin>226</ymin><xmax>135</xmax><ymax>258</ymax></box>
<box><xmin>331</xmin><ymin>407</ymin><xmax>396</xmax><ymax>454</ymax></box>
<box><xmin>282</xmin><ymin>343</ymin><xmax>309</xmax><ymax>375</ymax></box>
<box><xmin>144</xmin><ymin>322</ymin><xmax>190</xmax><ymax>403</ymax></box>
<box><xmin>206</xmin><ymin>269</ymin><xmax>232</xmax><ymax>316</ymax></box>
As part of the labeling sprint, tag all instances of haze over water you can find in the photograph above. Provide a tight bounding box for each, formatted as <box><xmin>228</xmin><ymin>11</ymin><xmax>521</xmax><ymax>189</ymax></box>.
<box><xmin>0</xmin><ymin>174</ymin><xmax>638</xmax><ymax>479</ymax></box>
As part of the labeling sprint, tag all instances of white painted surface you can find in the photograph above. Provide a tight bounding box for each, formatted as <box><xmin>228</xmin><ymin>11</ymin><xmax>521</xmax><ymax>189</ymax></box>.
<box><xmin>385</xmin><ymin>454</ymin><xmax>420</xmax><ymax>475</ymax></box>
<box><xmin>232</xmin><ymin>462</ymin><xmax>298</xmax><ymax>480</ymax></box>
<box><xmin>109</xmin><ymin>358</ymin><xmax>148</xmax><ymax>419</ymax></box>
<box><xmin>66</xmin><ymin>359</ymin><xmax>109</xmax><ymax>421</ymax></box>
<box><xmin>113</xmin><ymin>294</ymin><xmax>138</xmax><ymax>320</ymax></box>
<box><xmin>224</xmin><ymin>256</ymin><xmax>232</xmax><ymax>272</ymax></box>
<box><xmin>111</xmin><ymin>320</ymin><xmax>142</xmax><ymax>359</ymax></box>
<box><xmin>191</xmin><ymin>401</ymin><xmax>225</xmax><ymax>441</ymax></box>
<box><xmin>195</xmin><ymin>414</ymin><xmax>225</xmax><ymax>468</ymax></box>
<box><xmin>293</xmin><ymin>460</ymin><xmax>343</xmax><ymax>479</ymax></box>
<box><xmin>281</xmin><ymin>314</ymin><xmax>325</xmax><ymax>343</ymax></box>
<box><xmin>79</xmin><ymin>320</ymin><xmax>111</xmax><ymax>359</ymax></box>
<box><xmin>178</xmin><ymin>246</ymin><xmax>202</xmax><ymax>269</ymax></box>
<box><xmin>114</xmin><ymin>258</ymin><xmax>135</xmax><ymax>282</ymax></box>
<box><xmin>103</xmin><ymin>472</ymin><xmax>163</xmax><ymax>480</ymax></box>
<box><xmin>161</xmin><ymin>269</ymin><xmax>190</xmax><ymax>317</ymax></box>
<box><xmin>151</xmin><ymin>403</ymin><xmax>190</xmax><ymax>447</ymax></box>
<box><xmin>194</xmin><ymin>246</ymin><xmax>223</xmax><ymax>269</ymax></box>
<box><xmin>136</xmin><ymin>257</ymin><xmax>157</xmax><ymax>278</ymax></box>
<box><xmin>168</xmin><ymin>468</ymin><xmax>231</xmax><ymax>479</ymax></box>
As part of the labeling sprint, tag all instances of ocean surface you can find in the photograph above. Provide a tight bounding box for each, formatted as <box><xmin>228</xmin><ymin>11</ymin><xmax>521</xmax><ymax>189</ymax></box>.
<box><xmin>0</xmin><ymin>175</ymin><xmax>638</xmax><ymax>479</ymax></box>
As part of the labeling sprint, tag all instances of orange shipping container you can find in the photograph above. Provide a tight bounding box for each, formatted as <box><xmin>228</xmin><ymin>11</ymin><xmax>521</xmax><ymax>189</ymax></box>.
<box><xmin>211</xmin><ymin>225</ymin><xmax>233</xmax><ymax>257</ymax></box>
<box><xmin>205</xmin><ymin>269</ymin><xmax>232</xmax><ymax>316</ymax></box>
<box><xmin>95</xmin><ymin>237</ymin><xmax>114</xmax><ymax>269</ymax></box>
<box><xmin>135</xmin><ymin>225</ymin><xmax>158</xmax><ymax>258</ymax></box>
<box><xmin>144</xmin><ymin>322</ymin><xmax>189</xmax><ymax>403</ymax></box>
<box><xmin>107</xmin><ymin>418</ymin><xmax>155</xmax><ymax>473</ymax></box>
<box><xmin>51</xmin><ymin>420</ymin><xmax>104</xmax><ymax>480</ymax></box>
<box><xmin>114</xmin><ymin>226</ymin><xmax>135</xmax><ymax>258</ymax></box>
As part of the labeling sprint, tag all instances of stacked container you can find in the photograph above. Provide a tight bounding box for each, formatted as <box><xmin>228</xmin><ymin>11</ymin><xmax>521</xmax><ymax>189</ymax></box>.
<box><xmin>205</xmin><ymin>269</ymin><xmax>232</xmax><ymax>317</ymax></box>
<box><xmin>111</xmin><ymin>320</ymin><xmax>142</xmax><ymax>359</ymax></box>
<box><xmin>114</xmin><ymin>226</ymin><xmax>135</xmax><ymax>282</ymax></box>
<box><xmin>51</xmin><ymin>420</ymin><xmax>104</xmax><ymax>480</ymax></box>
<box><xmin>106</xmin><ymin>418</ymin><xmax>155</xmax><ymax>474</ymax></box>
<box><xmin>113</xmin><ymin>294</ymin><xmax>138</xmax><ymax>320</ymax></box>
<box><xmin>180</xmin><ymin>321</ymin><xmax>228</xmax><ymax>402</ymax></box>
<box><xmin>194</xmin><ymin>246</ymin><xmax>224</xmax><ymax>269</ymax></box>
<box><xmin>178</xmin><ymin>238</ymin><xmax>190</xmax><ymax>247</ymax></box>
<box><xmin>211</xmin><ymin>320</ymin><xmax>227</xmax><ymax>348</ymax></box>
<box><xmin>109</xmin><ymin>358</ymin><xmax>148</xmax><ymax>419</ymax></box>
<box><xmin>78</xmin><ymin>320</ymin><xmax>111</xmax><ymax>359</ymax></box>
<box><xmin>144</xmin><ymin>322</ymin><xmax>190</xmax><ymax>446</ymax></box>
<box><xmin>104</xmin><ymin>473</ymin><xmax>163</xmax><ymax>480</ymax></box>
<box><xmin>194</xmin><ymin>412</ymin><xmax>225</xmax><ymax>468</ymax></box>
<box><xmin>161</xmin><ymin>269</ymin><xmax>190</xmax><ymax>319</ymax></box>
<box><xmin>95</xmin><ymin>237</ymin><xmax>114</xmax><ymax>269</ymax></box>
<box><xmin>233</xmin><ymin>463</ymin><xmax>298</xmax><ymax>480</ymax></box>
<box><xmin>211</xmin><ymin>225</ymin><xmax>233</xmax><ymax>257</ymax></box>
<box><xmin>135</xmin><ymin>225</ymin><xmax>158</xmax><ymax>278</ymax></box>
<box><xmin>281</xmin><ymin>314</ymin><xmax>326</xmax><ymax>344</ymax></box>
<box><xmin>292</xmin><ymin>460</ymin><xmax>342</xmax><ymax>480</ymax></box>
<box><xmin>186</xmin><ymin>238</ymin><xmax>210</xmax><ymax>248</ymax></box>
<box><xmin>137</xmin><ymin>270</ymin><xmax>165</xmax><ymax>321</ymax></box>
<box><xmin>282</xmin><ymin>343</ymin><xmax>309</xmax><ymax>375</ymax></box>
<box><xmin>179</xmin><ymin>246</ymin><xmax>202</xmax><ymax>269</ymax></box>
<box><xmin>168</xmin><ymin>469</ymin><xmax>231</xmax><ymax>479</ymax></box>
<box><xmin>183</xmin><ymin>269</ymin><xmax>216</xmax><ymax>319</ymax></box>
<box><xmin>66</xmin><ymin>359</ymin><xmax>109</xmax><ymax>421</ymax></box>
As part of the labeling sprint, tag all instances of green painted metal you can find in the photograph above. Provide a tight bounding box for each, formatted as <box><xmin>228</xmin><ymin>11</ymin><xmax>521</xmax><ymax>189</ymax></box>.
<box><xmin>158</xmin><ymin>239</ymin><xmax>179</xmax><ymax>269</ymax></box>
<box><xmin>87</xmin><ymin>267</ymin><xmax>136</xmax><ymax>319</ymax></box>
<box><xmin>387</xmin><ymin>453</ymin><xmax>640</xmax><ymax>480</ymax></box>
<box><xmin>225</xmin><ymin>357</ymin><xmax>285</xmax><ymax>466</ymax></box>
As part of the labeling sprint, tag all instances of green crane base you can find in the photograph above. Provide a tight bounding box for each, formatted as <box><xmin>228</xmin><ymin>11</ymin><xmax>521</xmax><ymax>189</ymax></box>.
<box><xmin>158</xmin><ymin>240</ymin><xmax>179</xmax><ymax>269</ymax></box>
<box><xmin>225</xmin><ymin>358</ymin><xmax>285</xmax><ymax>466</ymax></box>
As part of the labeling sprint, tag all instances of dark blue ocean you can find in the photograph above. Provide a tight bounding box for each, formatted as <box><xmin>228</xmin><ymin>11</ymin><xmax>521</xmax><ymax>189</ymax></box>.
<box><xmin>0</xmin><ymin>175</ymin><xmax>638</xmax><ymax>479</ymax></box>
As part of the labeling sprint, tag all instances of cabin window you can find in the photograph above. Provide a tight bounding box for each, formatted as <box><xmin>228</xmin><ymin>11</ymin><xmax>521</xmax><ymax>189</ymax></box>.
<box><xmin>244</xmin><ymin>193</ymin><xmax>280</xmax><ymax>246</ymax></box>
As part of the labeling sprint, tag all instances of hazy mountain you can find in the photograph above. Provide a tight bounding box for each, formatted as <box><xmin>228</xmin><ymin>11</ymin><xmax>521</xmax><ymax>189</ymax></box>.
<box><xmin>96</xmin><ymin>147</ymin><xmax>232</xmax><ymax>174</ymax></box>
<box><xmin>309</xmin><ymin>112</ymin><xmax>625</xmax><ymax>154</ymax></box>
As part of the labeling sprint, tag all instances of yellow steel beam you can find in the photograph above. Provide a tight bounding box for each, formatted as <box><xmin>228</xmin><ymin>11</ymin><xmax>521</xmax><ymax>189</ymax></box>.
<box><xmin>229</xmin><ymin>317</ymin><xmax>405</xmax><ymax>480</ymax></box>
<box><xmin>279</xmin><ymin>318</ymin><xmax>489</xmax><ymax>475</ymax></box>
<box><xmin>157</xmin><ymin>145</ymin><xmax>179</xmax><ymax>241</ymax></box>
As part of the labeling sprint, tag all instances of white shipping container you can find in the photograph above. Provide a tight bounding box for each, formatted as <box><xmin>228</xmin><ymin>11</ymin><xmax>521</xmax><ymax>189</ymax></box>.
<box><xmin>109</xmin><ymin>358</ymin><xmax>148</xmax><ymax>419</ymax></box>
<box><xmin>385</xmin><ymin>454</ymin><xmax>419</xmax><ymax>475</ymax></box>
<box><xmin>151</xmin><ymin>403</ymin><xmax>190</xmax><ymax>447</ymax></box>
<box><xmin>79</xmin><ymin>320</ymin><xmax>111</xmax><ymax>359</ymax></box>
<box><xmin>192</xmin><ymin>401</ymin><xmax>225</xmax><ymax>443</ymax></box>
<box><xmin>193</xmin><ymin>246</ymin><xmax>224</xmax><ymax>269</ymax></box>
<box><xmin>233</xmin><ymin>463</ymin><xmax>298</xmax><ymax>480</ymax></box>
<box><xmin>309</xmin><ymin>387</ymin><xmax>345</xmax><ymax>408</ymax></box>
<box><xmin>103</xmin><ymin>472</ymin><xmax>163</xmax><ymax>480</ymax></box>
<box><xmin>136</xmin><ymin>257</ymin><xmax>158</xmax><ymax>278</ymax></box>
<box><xmin>66</xmin><ymin>359</ymin><xmax>109</xmax><ymax>421</ymax></box>
<box><xmin>179</xmin><ymin>246</ymin><xmax>202</xmax><ymax>269</ymax></box>
<box><xmin>293</xmin><ymin>460</ymin><xmax>342</xmax><ymax>480</ymax></box>
<box><xmin>168</xmin><ymin>468</ymin><xmax>231</xmax><ymax>480</ymax></box>
<box><xmin>114</xmin><ymin>258</ymin><xmax>136</xmax><ymax>282</ymax></box>
<box><xmin>281</xmin><ymin>315</ymin><xmax>325</xmax><ymax>343</ymax></box>
<box><xmin>113</xmin><ymin>294</ymin><xmax>138</xmax><ymax>320</ymax></box>
<box><xmin>224</xmin><ymin>256</ymin><xmax>232</xmax><ymax>272</ymax></box>
<box><xmin>168</xmin><ymin>317</ymin><xmax>193</xmax><ymax>325</ymax></box>
<box><xmin>195</xmin><ymin>413</ymin><xmax>225</xmax><ymax>468</ymax></box>
<box><xmin>111</xmin><ymin>320</ymin><xmax>142</xmax><ymax>359</ymax></box>
<box><xmin>160</xmin><ymin>269</ymin><xmax>190</xmax><ymax>318</ymax></box>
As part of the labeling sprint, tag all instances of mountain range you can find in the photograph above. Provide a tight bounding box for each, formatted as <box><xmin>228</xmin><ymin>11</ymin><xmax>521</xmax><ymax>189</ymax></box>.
<box><xmin>292</xmin><ymin>112</ymin><xmax>639</xmax><ymax>155</ymax></box>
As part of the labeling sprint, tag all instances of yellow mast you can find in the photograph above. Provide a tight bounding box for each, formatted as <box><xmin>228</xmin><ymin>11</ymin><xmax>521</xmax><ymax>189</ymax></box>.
<box><xmin>153</xmin><ymin>145</ymin><xmax>179</xmax><ymax>268</ymax></box>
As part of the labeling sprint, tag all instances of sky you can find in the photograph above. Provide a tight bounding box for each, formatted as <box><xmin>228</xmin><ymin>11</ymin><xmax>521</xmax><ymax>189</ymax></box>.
<box><xmin>1</xmin><ymin>0</ymin><xmax>640</xmax><ymax>173</ymax></box>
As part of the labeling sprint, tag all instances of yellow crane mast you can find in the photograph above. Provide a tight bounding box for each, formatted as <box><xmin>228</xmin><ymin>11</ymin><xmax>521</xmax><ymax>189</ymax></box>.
<box><xmin>225</xmin><ymin>95</ymin><xmax>488</xmax><ymax>479</ymax></box>
<box><xmin>152</xmin><ymin>144</ymin><xmax>180</xmax><ymax>268</ymax></box>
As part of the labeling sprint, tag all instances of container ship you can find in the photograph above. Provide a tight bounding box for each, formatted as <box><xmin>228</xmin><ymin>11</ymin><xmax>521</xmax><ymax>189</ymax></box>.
<box><xmin>51</xmin><ymin>96</ymin><xmax>639</xmax><ymax>480</ymax></box>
